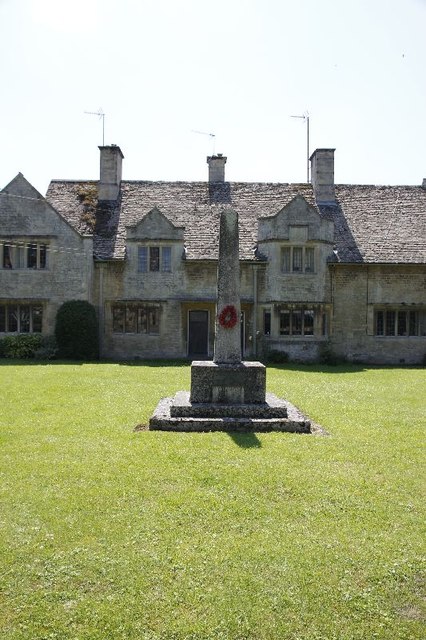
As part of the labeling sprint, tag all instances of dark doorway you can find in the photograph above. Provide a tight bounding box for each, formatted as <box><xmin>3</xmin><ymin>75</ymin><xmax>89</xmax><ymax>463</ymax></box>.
<box><xmin>188</xmin><ymin>310</ymin><xmax>209</xmax><ymax>357</ymax></box>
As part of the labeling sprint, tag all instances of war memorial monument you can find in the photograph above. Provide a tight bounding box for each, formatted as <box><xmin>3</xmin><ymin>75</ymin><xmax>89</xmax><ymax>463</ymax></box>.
<box><xmin>149</xmin><ymin>206</ymin><xmax>312</xmax><ymax>433</ymax></box>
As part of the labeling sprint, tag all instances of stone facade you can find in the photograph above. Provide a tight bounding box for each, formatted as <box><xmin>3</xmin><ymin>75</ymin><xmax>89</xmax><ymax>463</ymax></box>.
<box><xmin>1</xmin><ymin>148</ymin><xmax>425</xmax><ymax>365</ymax></box>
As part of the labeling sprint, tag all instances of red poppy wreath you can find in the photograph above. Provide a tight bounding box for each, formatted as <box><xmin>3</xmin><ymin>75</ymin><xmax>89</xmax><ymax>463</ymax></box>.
<box><xmin>218</xmin><ymin>304</ymin><xmax>238</xmax><ymax>329</ymax></box>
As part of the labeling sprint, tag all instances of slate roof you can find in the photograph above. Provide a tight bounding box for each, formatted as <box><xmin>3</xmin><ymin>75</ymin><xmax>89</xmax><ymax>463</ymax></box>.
<box><xmin>45</xmin><ymin>180</ymin><xmax>426</xmax><ymax>264</ymax></box>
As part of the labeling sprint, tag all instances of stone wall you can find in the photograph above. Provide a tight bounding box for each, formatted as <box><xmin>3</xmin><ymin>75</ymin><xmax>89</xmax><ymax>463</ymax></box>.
<box><xmin>0</xmin><ymin>183</ymin><xmax>93</xmax><ymax>336</ymax></box>
<box><xmin>331</xmin><ymin>264</ymin><xmax>426</xmax><ymax>364</ymax></box>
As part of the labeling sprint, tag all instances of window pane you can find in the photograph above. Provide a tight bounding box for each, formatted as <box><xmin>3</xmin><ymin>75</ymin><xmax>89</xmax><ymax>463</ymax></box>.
<box><xmin>3</xmin><ymin>244</ymin><xmax>13</xmax><ymax>268</ymax></box>
<box><xmin>125</xmin><ymin>306</ymin><xmax>137</xmax><ymax>333</ymax></box>
<box><xmin>148</xmin><ymin>307</ymin><xmax>159</xmax><ymax>333</ymax></box>
<box><xmin>137</xmin><ymin>307</ymin><xmax>148</xmax><ymax>333</ymax></box>
<box><xmin>385</xmin><ymin>311</ymin><xmax>396</xmax><ymax>336</ymax></box>
<box><xmin>305</xmin><ymin>247</ymin><xmax>315</xmax><ymax>272</ymax></box>
<box><xmin>32</xmin><ymin>306</ymin><xmax>43</xmax><ymax>333</ymax></box>
<box><xmin>419</xmin><ymin>311</ymin><xmax>426</xmax><ymax>336</ymax></box>
<box><xmin>292</xmin><ymin>310</ymin><xmax>302</xmax><ymax>335</ymax></box>
<box><xmin>291</xmin><ymin>311</ymin><xmax>302</xmax><ymax>336</ymax></box>
<box><xmin>397</xmin><ymin>311</ymin><xmax>407</xmax><ymax>336</ymax></box>
<box><xmin>0</xmin><ymin>305</ymin><xmax>5</xmax><ymax>331</ymax></box>
<box><xmin>39</xmin><ymin>244</ymin><xmax>47</xmax><ymax>269</ymax></box>
<box><xmin>20</xmin><ymin>305</ymin><xmax>30</xmax><ymax>333</ymax></box>
<box><xmin>112</xmin><ymin>306</ymin><xmax>125</xmax><ymax>332</ymax></box>
<box><xmin>409</xmin><ymin>311</ymin><xmax>417</xmax><ymax>336</ymax></box>
<box><xmin>280</xmin><ymin>311</ymin><xmax>290</xmax><ymax>335</ymax></box>
<box><xmin>8</xmin><ymin>306</ymin><xmax>18</xmax><ymax>332</ymax></box>
<box><xmin>17</xmin><ymin>244</ymin><xmax>25</xmax><ymax>268</ymax></box>
<box><xmin>281</xmin><ymin>248</ymin><xmax>291</xmax><ymax>272</ymax></box>
<box><xmin>161</xmin><ymin>247</ymin><xmax>171</xmax><ymax>272</ymax></box>
<box><xmin>376</xmin><ymin>311</ymin><xmax>384</xmax><ymax>336</ymax></box>
<box><xmin>138</xmin><ymin>247</ymin><xmax>148</xmax><ymax>272</ymax></box>
<box><xmin>149</xmin><ymin>247</ymin><xmax>160</xmax><ymax>271</ymax></box>
<box><xmin>292</xmin><ymin>247</ymin><xmax>303</xmax><ymax>272</ymax></box>
<box><xmin>304</xmin><ymin>310</ymin><xmax>314</xmax><ymax>335</ymax></box>
<box><xmin>28</xmin><ymin>244</ymin><xmax>37</xmax><ymax>268</ymax></box>
<box><xmin>264</xmin><ymin>311</ymin><xmax>271</xmax><ymax>336</ymax></box>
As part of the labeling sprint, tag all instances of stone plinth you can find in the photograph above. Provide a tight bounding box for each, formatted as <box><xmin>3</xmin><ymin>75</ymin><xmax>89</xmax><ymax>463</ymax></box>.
<box><xmin>190</xmin><ymin>360</ymin><xmax>266</xmax><ymax>404</ymax></box>
<box><xmin>149</xmin><ymin>392</ymin><xmax>311</xmax><ymax>433</ymax></box>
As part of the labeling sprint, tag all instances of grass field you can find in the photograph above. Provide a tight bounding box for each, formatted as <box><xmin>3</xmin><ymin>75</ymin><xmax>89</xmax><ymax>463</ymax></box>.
<box><xmin>0</xmin><ymin>361</ymin><xmax>424</xmax><ymax>639</ymax></box>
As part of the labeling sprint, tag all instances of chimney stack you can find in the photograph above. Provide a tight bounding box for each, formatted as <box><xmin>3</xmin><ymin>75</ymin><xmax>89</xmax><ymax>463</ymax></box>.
<box><xmin>99</xmin><ymin>145</ymin><xmax>124</xmax><ymax>201</ymax></box>
<box><xmin>310</xmin><ymin>148</ymin><xmax>335</xmax><ymax>204</ymax></box>
<box><xmin>207</xmin><ymin>154</ymin><xmax>227</xmax><ymax>183</ymax></box>
<box><xmin>422</xmin><ymin>178</ymin><xmax>426</xmax><ymax>189</ymax></box>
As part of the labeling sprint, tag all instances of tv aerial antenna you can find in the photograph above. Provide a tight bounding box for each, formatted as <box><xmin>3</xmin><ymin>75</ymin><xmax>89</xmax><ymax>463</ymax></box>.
<box><xmin>291</xmin><ymin>112</ymin><xmax>310</xmax><ymax>182</ymax></box>
<box><xmin>85</xmin><ymin>108</ymin><xmax>106</xmax><ymax>145</ymax></box>
<box><xmin>191</xmin><ymin>129</ymin><xmax>216</xmax><ymax>154</ymax></box>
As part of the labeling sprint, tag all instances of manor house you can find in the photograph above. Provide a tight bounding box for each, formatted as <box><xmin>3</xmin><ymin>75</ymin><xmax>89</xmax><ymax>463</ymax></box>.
<box><xmin>1</xmin><ymin>146</ymin><xmax>425</xmax><ymax>364</ymax></box>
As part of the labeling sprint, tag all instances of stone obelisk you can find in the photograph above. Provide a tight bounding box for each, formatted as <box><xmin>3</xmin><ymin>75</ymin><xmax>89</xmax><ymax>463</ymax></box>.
<box><xmin>213</xmin><ymin>208</ymin><xmax>241</xmax><ymax>364</ymax></box>
<box><xmin>189</xmin><ymin>206</ymin><xmax>266</xmax><ymax>405</ymax></box>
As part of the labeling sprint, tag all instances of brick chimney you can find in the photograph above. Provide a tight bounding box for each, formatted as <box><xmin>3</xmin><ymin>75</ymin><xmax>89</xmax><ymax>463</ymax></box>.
<box><xmin>422</xmin><ymin>178</ymin><xmax>426</xmax><ymax>189</ymax></box>
<box><xmin>98</xmin><ymin>145</ymin><xmax>124</xmax><ymax>201</ymax></box>
<box><xmin>310</xmin><ymin>148</ymin><xmax>335</xmax><ymax>204</ymax></box>
<box><xmin>207</xmin><ymin>154</ymin><xmax>227</xmax><ymax>183</ymax></box>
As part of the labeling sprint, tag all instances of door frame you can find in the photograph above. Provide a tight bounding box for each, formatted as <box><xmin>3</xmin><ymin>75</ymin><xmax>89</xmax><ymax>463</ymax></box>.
<box><xmin>187</xmin><ymin>308</ymin><xmax>209</xmax><ymax>357</ymax></box>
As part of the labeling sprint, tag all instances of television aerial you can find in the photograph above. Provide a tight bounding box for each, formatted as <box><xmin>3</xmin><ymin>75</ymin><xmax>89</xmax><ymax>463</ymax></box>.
<box><xmin>85</xmin><ymin>108</ymin><xmax>106</xmax><ymax>145</ymax></box>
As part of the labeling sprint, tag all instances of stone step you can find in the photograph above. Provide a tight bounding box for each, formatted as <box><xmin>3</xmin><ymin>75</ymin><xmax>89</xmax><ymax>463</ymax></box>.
<box><xmin>170</xmin><ymin>391</ymin><xmax>288</xmax><ymax>418</ymax></box>
<box><xmin>149</xmin><ymin>395</ymin><xmax>311</xmax><ymax>433</ymax></box>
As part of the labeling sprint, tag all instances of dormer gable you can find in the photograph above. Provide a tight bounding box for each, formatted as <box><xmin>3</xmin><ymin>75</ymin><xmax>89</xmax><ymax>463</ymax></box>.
<box><xmin>126</xmin><ymin>207</ymin><xmax>185</xmax><ymax>241</ymax></box>
<box><xmin>1</xmin><ymin>173</ymin><xmax>44</xmax><ymax>200</ymax></box>
<box><xmin>258</xmin><ymin>195</ymin><xmax>334</xmax><ymax>243</ymax></box>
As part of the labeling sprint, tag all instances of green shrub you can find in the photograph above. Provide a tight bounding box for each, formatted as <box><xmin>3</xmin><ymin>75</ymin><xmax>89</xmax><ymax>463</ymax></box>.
<box><xmin>0</xmin><ymin>334</ymin><xmax>43</xmax><ymax>358</ymax></box>
<box><xmin>318</xmin><ymin>341</ymin><xmax>345</xmax><ymax>365</ymax></box>
<box><xmin>55</xmin><ymin>300</ymin><xmax>99</xmax><ymax>360</ymax></box>
<box><xmin>34</xmin><ymin>335</ymin><xmax>58</xmax><ymax>360</ymax></box>
<box><xmin>266</xmin><ymin>349</ymin><xmax>289</xmax><ymax>364</ymax></box>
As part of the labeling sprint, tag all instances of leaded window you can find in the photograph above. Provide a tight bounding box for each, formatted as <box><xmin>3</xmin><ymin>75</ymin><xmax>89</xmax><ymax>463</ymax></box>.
<box><xmin>112</xmin><ymin>303</ymin><xmax>160</xmax><ymax>334</ymax></box>
<box><xmin>0</xmin><ymin>303</ymin><xmax>43</xmax><ymax>333</ymax></box>
<box><xmin>138</xmin><ymin>246</ymin><xmax>172</xmax><ymax>273</ymax></box>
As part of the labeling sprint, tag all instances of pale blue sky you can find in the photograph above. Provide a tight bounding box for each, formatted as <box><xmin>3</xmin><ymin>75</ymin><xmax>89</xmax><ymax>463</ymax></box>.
<box><xmin>1</xmin><ymin>0</ymin><xmax>425</xmax><ymax>194</ymax></box>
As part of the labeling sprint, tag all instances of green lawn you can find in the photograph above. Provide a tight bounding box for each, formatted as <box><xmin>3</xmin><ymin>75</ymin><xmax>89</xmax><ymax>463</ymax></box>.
<box><xmin>0</xmin><ymin>361</ymin><xmax>424</xmax><ymax>640</ymax></box>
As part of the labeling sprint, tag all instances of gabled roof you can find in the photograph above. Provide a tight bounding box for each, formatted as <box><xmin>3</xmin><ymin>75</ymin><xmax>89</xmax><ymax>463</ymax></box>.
<box><xmin>46</xmin><ymin>180</ymin><xmax>316</xmax><ymax>260</ymax></box>
<box><xmin>1</xmin><ymin>173</ymin><xmax>44</xmax><ymax>200</ymax></box>
<box><xmin>45</xmin><ymin>179</ymin><xmax>426</xmax><ymax>264</ymax></box>
<box><xmin>330</xmin><ymin>185</ymin><xmax>426</xmax><ymax>263</ymax></box>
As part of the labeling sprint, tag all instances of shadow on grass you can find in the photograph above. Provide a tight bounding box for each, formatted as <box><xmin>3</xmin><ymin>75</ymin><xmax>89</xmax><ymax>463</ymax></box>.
<box><xmin>227</xmin><ymin>432</ymin><xmax>262</xmax><ymax>448</ymax></box>
<box><xmin>0</xmin><ymin>358</ymin><xmax>191</xmax><ymax>368</ymax></box>
<box><xmin>0</xmin><ymin>359</ymin><xmax>423</xmax><ymax>374</ymax></box>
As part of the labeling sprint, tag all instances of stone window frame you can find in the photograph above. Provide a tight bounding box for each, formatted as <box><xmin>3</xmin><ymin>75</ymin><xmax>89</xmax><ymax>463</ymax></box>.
<box><xmin>374</xmin><ymin>307</ymin><xmax>425</xmax><ymax>337</ymax></box>
<box><xmin>280</xmin><ymin>245</ymin><xmax>315</xmax><ymax>274</ymax></box>
<box><xmin>279</xmin><ymin>307</ymin><xmax>315</xmax><ymax>336</ymax></box>
<box><xmin>0</xmin><ymin>240</ymin><xmax>48</xmax><ymax>270</ymax></box>
<box><xmin>137</xmin><ymin>245</ymin><xmax>172</xmax><ymax>273</ymax></box>
<box><xmin>0</xmin><ymin>302</ymin><xmax>43</xmax><ymax>333</ymax></box>
<box><xmin>112</xmin><ymin>302</ymin><xmax>160</xmax><ymax>335</ymax></box>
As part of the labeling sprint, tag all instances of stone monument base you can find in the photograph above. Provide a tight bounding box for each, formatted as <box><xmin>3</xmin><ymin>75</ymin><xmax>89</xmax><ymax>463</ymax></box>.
<box><xmin>190</xmin><ymin>360</ymin><xmax>267</xmax><ymax>404</ymax></box>
<box><xmin>149</xmin><ymin>391</ymin><xmax>311</xmax><ymax>433</ymax></box>
<box><xmin>148</xmin><ymin>360</ymin><xmax>314</xmax><ymax>433</ymax></box>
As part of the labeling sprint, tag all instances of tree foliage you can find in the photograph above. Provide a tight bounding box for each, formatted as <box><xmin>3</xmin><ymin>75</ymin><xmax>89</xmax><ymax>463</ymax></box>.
<box><xmin>55</xmin><ymin>300</ymin><xmax>99</xmax><ymax>360</ymax></box>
